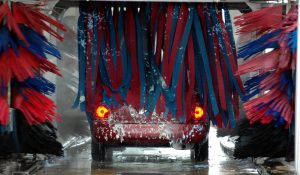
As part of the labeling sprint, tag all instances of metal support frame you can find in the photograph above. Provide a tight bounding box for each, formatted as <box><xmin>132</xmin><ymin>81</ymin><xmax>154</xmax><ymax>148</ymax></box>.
<box><xmin>51</xmin><ymin>0</ymin><xmax>295</xmax><ymax>17</ymax></box>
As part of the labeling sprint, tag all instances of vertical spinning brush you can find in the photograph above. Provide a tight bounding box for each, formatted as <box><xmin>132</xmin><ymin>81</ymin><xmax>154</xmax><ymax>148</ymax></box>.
<box><xmin>0</xmin><ymin>1</ymin><xmax>66</xmax><ymax>155</ymax></box>
<box><xmin>216</xmin><ymin>5</ymin><xmax>297</xmax><ymax>160</ymax></box>
<box><xmin>235</xmin><ymin>5</ymin><xmax>297</xmax><ymax>128</ymax></box>
<box><xmin>0</xmin><ymin>1</ymin><xmax>66</xmax><ymax>125</ymax></box>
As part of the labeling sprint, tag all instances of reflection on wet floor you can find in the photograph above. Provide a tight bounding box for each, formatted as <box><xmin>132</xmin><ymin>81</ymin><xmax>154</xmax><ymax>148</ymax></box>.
<box><xmin>37</xmin><ymin>128</ymin><xmax>259</xmax><ymax>175</ymax></box>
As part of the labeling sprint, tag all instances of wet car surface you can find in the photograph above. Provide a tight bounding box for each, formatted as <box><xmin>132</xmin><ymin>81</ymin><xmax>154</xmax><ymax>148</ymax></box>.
<box><xmin>37</xmin><ymin>128</ymin><xmax>259</xmax><ymax>175</ymax></box>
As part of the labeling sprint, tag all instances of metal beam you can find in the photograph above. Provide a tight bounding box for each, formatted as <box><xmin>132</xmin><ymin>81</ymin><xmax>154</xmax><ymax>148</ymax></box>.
<box><xmin>52</xmin><ymin>0</ymin><xmax>252</xmax><ymax>18</ymax></box>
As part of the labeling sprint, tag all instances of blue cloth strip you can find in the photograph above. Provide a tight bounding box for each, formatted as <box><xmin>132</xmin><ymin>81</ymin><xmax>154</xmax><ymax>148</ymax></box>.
<box><xmin>169</xmin><ymin>4</ymin><xmax>180</xmax><ymax>54</ymax></box>
<box><xmin>223</xmin><ymin>5</ymin><xmax>237</xmax><ymax>56</ymax></box>
<box><xmin>193</xmin><ymin>9</ymin><xmax>219</xmax><ymax>116</ymax></box>
<box><xmin>19</xmin><ymin>25</ymin><xmax>61</xmax><ymax>59</ymax></box>
<box><xmin>73</xmin><ymin>4</ymin><xmax>87</xmax><ymax>112</ymax></box>
<box><xmin>107</xmin><ymin>8</ymin><xmax>118</xmax><ymax>70</ymax></box>
<box><xmin>24</xmin><ymin>75</ymin><xmax>55</xmax><ymax>95</ymax></box>
<box><xmin>208</xmin><ymin>6</ymin><xmax>244</xmax><ymax>100</ymax></box>
<box><xmin>134</xmin><ymin>11</ymin><xmax>147</xmax><ymax>108</ymax></box>
<box><xmin>118</xmin><ymin>6</ymin><xmax>132</xmax><ymax>101</ymax></box>
<box><xmin>97</xmin><ymin>7</ymin><xmax>132</xmax><ymax>105</ymax></box>
<box><xmin>169</xmin><ymin>6</ymin><xmax>194</xmax><ymax>118</ymax></box>
<box><xmin>0</xmin><ymin>26</ymin><xmax>18</xmax><ymax>55</ymax></box>
<box><xmin>238</xmin><ymin>30</ymin><xmax>281</xmax><ymax>59</ymax></box>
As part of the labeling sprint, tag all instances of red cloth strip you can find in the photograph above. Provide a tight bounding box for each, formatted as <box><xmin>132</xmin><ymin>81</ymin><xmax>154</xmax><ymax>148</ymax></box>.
<box><xmin>165</xmin><ymin>4</ymin><xmax>188</xmax><ymax>87</ymax></box>
<box><xmin>162</xmin><ymin>3</ymin><xmax>174</xmax><ymax>73</ymax></box>
<box><xmin>125</xmin><ymin>5</ymin><xmax>141</xmax><ymax>109</ymax></box>
<box><xmin>184</xmin><ymin>34</ymin><xmax>196</xmax><ymax>122</ymax></box>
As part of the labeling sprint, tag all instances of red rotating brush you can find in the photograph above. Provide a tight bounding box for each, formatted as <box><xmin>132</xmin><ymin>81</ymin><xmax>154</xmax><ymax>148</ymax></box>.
<box><xmin>235</xmin><ymin>5</ymin><xmax>297</xmax><ymax>127</ymax></box>
<box><xmin>0</xmin><ymin>1</ymin><xmax>65</xmax><ymax>125</ymax></box>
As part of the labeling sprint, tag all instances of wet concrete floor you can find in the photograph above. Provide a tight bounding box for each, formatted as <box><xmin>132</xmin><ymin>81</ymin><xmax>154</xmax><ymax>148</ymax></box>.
<box><xmin>37</xmin><ymin>128</ymin><xmax>259</xmax><ymax>175</ymax></box>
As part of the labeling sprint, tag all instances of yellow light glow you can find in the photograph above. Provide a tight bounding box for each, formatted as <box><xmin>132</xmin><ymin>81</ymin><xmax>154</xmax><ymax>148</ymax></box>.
<box><xmin>96</xmin><ymin>105</ymin><xmax>109</xmax><ymax>119</ymax></box>
<box><xmin>194</xmin><ymin>106</ymin><xmax>204</xmax><ymax>119</ymax></box>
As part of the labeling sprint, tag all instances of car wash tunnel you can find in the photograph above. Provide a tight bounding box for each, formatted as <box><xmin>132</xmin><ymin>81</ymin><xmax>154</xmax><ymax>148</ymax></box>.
<box><xmin>0</xmin><ymin>0</ymin><xmax>298</xmax><ymax>175</ymax></box>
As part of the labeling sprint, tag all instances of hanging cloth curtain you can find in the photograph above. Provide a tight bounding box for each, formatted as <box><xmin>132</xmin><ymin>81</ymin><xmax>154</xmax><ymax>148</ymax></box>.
<box><xmin>75</xmin><ymin>2</ymin><xmax>243</xmax><ymax>128</ymax></box>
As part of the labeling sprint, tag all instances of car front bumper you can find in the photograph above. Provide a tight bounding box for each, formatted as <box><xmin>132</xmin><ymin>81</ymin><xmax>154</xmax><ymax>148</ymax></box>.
<box><xmin>92</xmin><ymin>120</ymin><xmax>209</xmax><ymax>148</ymax></box>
